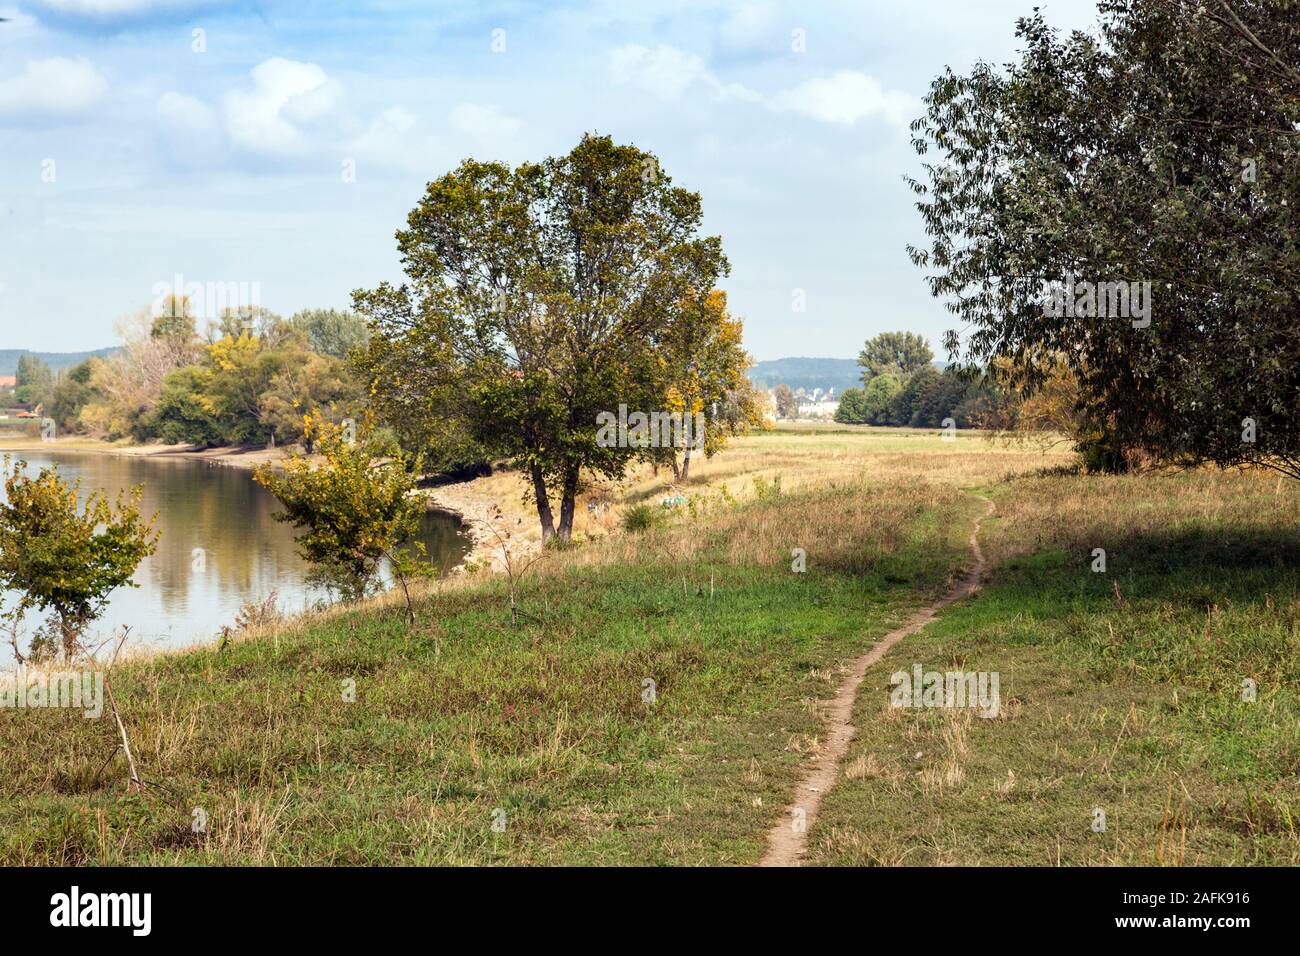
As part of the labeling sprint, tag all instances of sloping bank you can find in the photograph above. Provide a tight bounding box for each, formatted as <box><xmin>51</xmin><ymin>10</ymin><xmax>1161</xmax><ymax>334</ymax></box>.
<box><xmin>0</xmin><ymin>477</ymin><xmax>976</xmax><ymax>865</ymax></box>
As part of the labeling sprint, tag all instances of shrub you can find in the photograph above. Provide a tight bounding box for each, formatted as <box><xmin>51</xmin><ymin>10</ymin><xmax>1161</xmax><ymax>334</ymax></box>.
<box><xmin>834</xmin><ymin>388</ymin><xmax>870</xmax><ymax>424</ymax></box>
<box><xmin>0</xmin><ymin>458</ymin><xmax>158</xmax><ymax>660</ymax></box>
<box><xmin>622</xmin><ymin>503</ymin><xmax>661</xmax><ymax>533</ymax></box>
<box><xmin>253</xmin><ymin>414</ymin><xmax>430</xmax><ymax>620</ymax></box>
<box><xmin>753</xmin><ymin>473</ymin><xmax>783</xmax><ymax>501</ymax></box>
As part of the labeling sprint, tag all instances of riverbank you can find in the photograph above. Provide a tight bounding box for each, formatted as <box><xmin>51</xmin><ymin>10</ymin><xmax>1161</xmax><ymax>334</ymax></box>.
<box><xmin>4</xmin><ymin>437</ymin><xmax>1297</xmax><ymax>865</ymax></box>
<box><xmin>0</xmin><ymin>435</ymin><xmax>504</xmax><ymax>572</ymax></box>
<box><xmin>0</xmin><ymin>435</ymin><xmax>286</xmax><ymax>471</ymax></box>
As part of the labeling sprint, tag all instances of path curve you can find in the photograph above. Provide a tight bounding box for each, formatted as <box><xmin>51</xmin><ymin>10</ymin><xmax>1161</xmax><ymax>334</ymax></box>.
<box><xmin>758</xmin><ymin>492</ymin><xmax>995</xmax><ymax>867</ymax></box>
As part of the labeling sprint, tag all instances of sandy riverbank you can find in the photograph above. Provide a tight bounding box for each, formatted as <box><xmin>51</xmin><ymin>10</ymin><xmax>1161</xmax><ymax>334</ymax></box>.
<box><xmin>0</xmin><ymin>436</ymin><xmax>285</xmax><ymax>471</ymax></box>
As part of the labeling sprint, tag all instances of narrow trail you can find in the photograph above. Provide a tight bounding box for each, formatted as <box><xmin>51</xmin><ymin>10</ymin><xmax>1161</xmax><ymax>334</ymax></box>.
<box><xmin>758</xmin><ymin>492</ymin><xmax>996</xmax><ymax>867</ymax></box>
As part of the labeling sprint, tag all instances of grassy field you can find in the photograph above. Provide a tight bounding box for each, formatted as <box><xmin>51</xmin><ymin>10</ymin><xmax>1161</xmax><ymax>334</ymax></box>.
<box><xmin>2</xmin><ymin>424</ymin><xmax>1297</xmax><ymax>865</ymax></box>
<box><xmin>808</xmin><ymin>468</ymin><xmax>1300</xmax><ymax>866</ymax></box>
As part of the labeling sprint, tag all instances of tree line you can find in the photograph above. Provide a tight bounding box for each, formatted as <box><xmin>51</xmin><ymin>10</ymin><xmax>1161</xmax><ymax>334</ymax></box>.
<box><xmin>833</xmin><ymin>331</ymin><xmax>994</xmax><ymax>428</ymax></box>
<box><xmin>15</xmin><ymin>135</ymin><xmax>765</xmax><ymax>554</ymax></box>
<box><xmin>14</xmin><ymin>306</ymin><xmax>368</xmax><ymax>451</ymax></box>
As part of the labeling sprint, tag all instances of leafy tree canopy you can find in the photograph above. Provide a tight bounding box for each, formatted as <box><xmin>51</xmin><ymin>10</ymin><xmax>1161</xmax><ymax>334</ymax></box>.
<box><xmin>909</xmin><ymin>0</ymin><xmax>1300</xmax><ymax>476</ymax></box>
<box><xmin>355</xmin><ymin>134</ymin><xmax>728</xmax><ymax>540</ymax></box>
<box><xmin>858</xmin><ymin>331</ymin><xmax>934</xmax><ymax>384</ymax></box>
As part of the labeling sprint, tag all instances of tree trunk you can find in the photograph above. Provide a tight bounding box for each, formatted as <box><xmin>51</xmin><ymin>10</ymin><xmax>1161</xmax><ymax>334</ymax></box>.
<box><xmin>61</xmin><ymin>617</ymin><xmax>77</xmax><ymax>661</ymax></box>
<box><xmin>680</xmin><ymin>446</ymin><xmax>693</xmax><ymax>482</ymax></box>
<box><xmin>556</xmin><ymin>467</ymin><xmax>579</xmax><ymax>540</ymax></box>
<box><xmin>531</xmin><ymin>463</ymin><xmax>556</xmax><ymax>541</ymax></box>
<box><xmin>670</xmin><ymin>455</ymin><xmax>681</xmax><ymax>481</ymax></box>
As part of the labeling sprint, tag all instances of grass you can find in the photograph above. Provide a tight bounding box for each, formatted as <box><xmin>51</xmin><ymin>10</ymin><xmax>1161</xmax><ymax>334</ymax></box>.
<box><xmin>0</xmin><ymin>467</ymin><xmax>977</xmax><ymax>864</ymax></box>
<box><xmin>3</xmin><ymin>426</ymin><xmax>1297</xmax><ymax>865</ymax></box>
<box><xmin>806</xmin><ymin>469</ymin><xmax>1300</xmax><ymax>866</ymax></box>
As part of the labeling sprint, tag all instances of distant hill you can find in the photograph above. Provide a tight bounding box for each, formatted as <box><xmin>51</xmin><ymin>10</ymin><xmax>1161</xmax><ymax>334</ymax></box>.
<box><xmin>746</xmin><ymin>357</ymin><xmax>861</xmax><ymax>393</ymax></box>
<box><xmin>0</xmin><ymin>347</ymin><xmax>118</xmax><ymax>375</ymax></box>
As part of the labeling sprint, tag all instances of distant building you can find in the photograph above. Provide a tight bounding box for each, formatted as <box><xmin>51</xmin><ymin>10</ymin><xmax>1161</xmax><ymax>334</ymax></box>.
<box><xmin>798</xmin><ymin>399</ymin><xmax>840</xmax><ymax>419</ymax></box>
<box><xmin>0</xmin><ymin>375</ymin><xmax>15</xmax><ymax>390</ymax></box>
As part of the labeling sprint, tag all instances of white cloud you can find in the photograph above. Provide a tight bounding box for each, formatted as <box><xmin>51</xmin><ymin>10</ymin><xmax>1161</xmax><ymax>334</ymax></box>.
<box><xmin>610</xmin><ymin>44</ymin><xmax>710</xmax><ymax>100</ymax></box>
<box><xmin>371</xmin><ymin>105</ymin><xmax>416</xmax><ymax>135</ymax></box>
<box><xmin>719</xmin><ymin>2</ymin><xmax>780</xmax><ymax>50</ymax></box>
<box><xmin>349</xmin><ymin>105</ymin><xmax>422</xmax><ymax>165</ymax></box>
<box><xmin>770</xmin><ymin>70</ymin><xmax>917</xmax><ymax>125</ymax></box>
<box><xmin>449</xmin><ymin>103</ymin><xmax>521</xmax><ymax>138</ymax></box>
<box><xmin>155</xmin><ymin>91</ymin><xmax>221</xmax><ymax>164</ymax></box>
<box><xmin>223</xmin><ymin>58</ymin><xmax>338</xmax><ymax>156</ymax></box>
<box><xmin>157</xmin><ymin>91</ymin><xmax>217</xmax><ymax>136</ymax></box>
<box><xmin>610</xmin><ymin>43</ymin><xmax>912</xmax><ymax>127</ymax></box>
<box><xmin>0</xmin><ymin>57</ymin><xmax>107</xmax><ymax>119</ymax></box>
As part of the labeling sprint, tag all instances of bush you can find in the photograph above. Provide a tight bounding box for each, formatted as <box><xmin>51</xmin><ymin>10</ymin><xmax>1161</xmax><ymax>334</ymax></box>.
<box><xmin>0</xmin><ymin>458</ymin><xmax>158</xmax><ymax>659</ymax></box>
<box><xmin>621</xmin><ymin>503</ymin><xmax>661</xmax><ymax>533</ymax></box>
<box><xmin>253</xmin><ymin>415</ymin><xmax>429</xmax><ymax>620</ymax></box>
<box><xmin>834</xmin><ymin>388</ymin><xmax>870</xmax><ymax>424</ymax></box>
<box><xmin>753</xmin><ymin>473</ymin><xmax>783</xmax><ymax>501</ymax></box>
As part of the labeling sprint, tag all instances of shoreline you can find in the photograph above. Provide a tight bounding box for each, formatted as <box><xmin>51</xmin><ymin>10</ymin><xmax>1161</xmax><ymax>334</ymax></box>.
<box><xmin>0</xmin><ymin>434</ymin><xmax>511</xmax><ymax>573</ymax></box>
<box><xmin>0</xmin><ymin>437</ymin><xmax>285</xmax><ymax>471</ymax></box>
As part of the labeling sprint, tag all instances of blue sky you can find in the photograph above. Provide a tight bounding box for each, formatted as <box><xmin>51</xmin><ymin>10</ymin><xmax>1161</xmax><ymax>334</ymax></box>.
<box><xmin>0</xmin><ymin>0</ymin><xmax>1102</xmax><ymax>359</ymax></box>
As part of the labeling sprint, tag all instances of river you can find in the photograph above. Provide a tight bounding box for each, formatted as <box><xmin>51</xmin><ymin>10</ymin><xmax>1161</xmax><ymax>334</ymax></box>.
<box><xmin>0</xmin><ymin>450</ymin><xmax>470</xmax><ymax>660</ymax></box>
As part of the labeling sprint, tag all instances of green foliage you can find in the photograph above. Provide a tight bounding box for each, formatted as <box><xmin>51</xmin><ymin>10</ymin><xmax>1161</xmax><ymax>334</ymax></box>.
<box><xmin>146</xmin><ymin>316</ymin><xmax>359</xmax><ymax>448</ymax></box>
<box><xmin>13</xmin><ymin>354</ymin><xmax>53</xmax><ymax>409</ymax></box>
<box><xmin>260</xmin><ymin>352</ymin><xmax>361</xmax><ymax>450</ymax></box>
<box><xmin>149</xmin><ymin>300</ymin><xmax>197</xmax><ymax>345</ymax></box>
<box><xmin>253</xmin><ymin>415</ymin><xmax>429</xmax><ymax>615</ymax></box>
<box><xmin>15</xmin><ymin>354</ymin><xmax>53</xmax><ymax>391</ymax></box>
<box><xmin>48</xmin><ymin>361</ymin><xmax>99</xmax><ymax>431</ymax></box>
<box><xmin>857</xmin><ymin>331</ymin><xmax>933</xmax><ymax>384</ymax></box>
<box><xmin>151</xmin><ymin>367</ymin><xmax>224</xmax><ymax>447</ymax></box>
<box><xmin>881</xmin><ymin>366</ymin><xmax>988</xmax><ymax>428</ymax></box>
<box><xmin>355</xmin><ymin>134</ymin><xmax>728</xmax><ymax>540</ymax></box>
<box><xmin>0</xmin><ymin>457</ymin><xmax>158</xmax><ymax>660</ymax></box>
<box><xmin>289</xmin><ymin>309</ymin><xmax>370</xmax><ymax>360</ymax></box>
<box><xmin>863</xmin><ymin>374</ymin><xmax>904</xmax><ymax>423</ymax></box>
<box><xmin>640</xmin><ymin>289</ymin><xmax>760</xmax><ymax>480</ymax></box>
<box><xmin>621</xmin><ymin>503</ymin><xmax>662</xmax><ymax>533</ymax></box>
<box><xmin>834</xmin><ymin>386</ymin><xmax>870</xmax><ymax>424</ymax></box>
<box><xmin>752</xmin><ymin>473</ymin><xmax>782</xmax><ymax>501</ymax></box>
<box><xmin>888</xmin><ymin>366</ymin><xmax>937</xmax><ymax>426</ymax></box>
<box><xmin>909</xmin><ymin>2</ymin><xmax>1300</xmax><ymax>477</ymax></box>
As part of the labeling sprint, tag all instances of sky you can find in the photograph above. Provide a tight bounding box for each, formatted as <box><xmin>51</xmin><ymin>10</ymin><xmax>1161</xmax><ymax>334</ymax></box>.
<box><xmin>0</xmin><ymin>0</ymin><xmax>1104</xmax><ymax>360</ymax></box>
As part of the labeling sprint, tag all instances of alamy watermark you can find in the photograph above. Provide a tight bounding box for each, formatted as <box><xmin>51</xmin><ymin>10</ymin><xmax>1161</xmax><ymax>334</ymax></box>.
<box><xmin>151</xmin><ymin>273</ymin><xmax>261</xmax><ymax>321</ymax></box>
<box><xmin>890</xmin><ymin>663</ymin><xmax>1000</xmax><ymax>718</ymax></box>
<box><xmin>50</xmin><ymin>886</ymin><xmax>151</xmax><ymax>936</ymax></box>
<box><xmin>1041</xmin><ymin>276</ymin><xmax>1151</xmax><ymax>329</ymax></box>
<box><xmin>0</xmin><ymin>668</ymin><xmax>103</xmax><ymax>718</ymax></box>
<box><xmin>596</xmin><ymin>404</ymin><xmax>705</xmax><ymax>450</ymax></box>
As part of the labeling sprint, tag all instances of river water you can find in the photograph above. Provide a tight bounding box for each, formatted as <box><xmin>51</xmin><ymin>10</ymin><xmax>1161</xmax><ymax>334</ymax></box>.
<box><xmin>0</xmin><ymin>450</ymin><xmax>469</xmax><ymax>660</ymax></box>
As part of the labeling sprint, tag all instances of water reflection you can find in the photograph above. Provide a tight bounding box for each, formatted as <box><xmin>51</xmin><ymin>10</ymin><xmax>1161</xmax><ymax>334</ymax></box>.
<box><xmin>0</xmin><ymin>450</ymin><xmax>469</xmax><ymax>658</ymax></box>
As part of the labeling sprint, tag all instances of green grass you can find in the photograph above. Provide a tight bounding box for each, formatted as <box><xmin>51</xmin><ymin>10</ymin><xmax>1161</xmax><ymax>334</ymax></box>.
<box><xmin>0</xmin><ymin>480</ymin><xmax>976</xmax><ymax>865</ymax></box>
<box><xmin>805</xmin><ymin>472</ymin><xmax>1300</xmax><ymax>866</ymax></box>
<box><xmin>5</xmin><ymin>431</ymin><xmax>1298</xmax><ymax>866</ymax></box>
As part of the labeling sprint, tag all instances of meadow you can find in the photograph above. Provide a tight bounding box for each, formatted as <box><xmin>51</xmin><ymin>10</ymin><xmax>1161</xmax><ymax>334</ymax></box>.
<box><xmin>2</xmin><ymin>424</ymin><xmax>1296</xmax><ymax>865</ymax></box>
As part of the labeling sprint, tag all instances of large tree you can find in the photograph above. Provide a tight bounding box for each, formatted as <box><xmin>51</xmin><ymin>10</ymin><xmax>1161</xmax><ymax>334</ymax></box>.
<box><xmin>356</xmin><ymin>135</ymin><xmax>727</xmax><ymax>540</ymax></box>
<box><xmin>909</xmin><ymin>0</ymin><xmax>1300</xmax><ymax>476</ymax></box>
<box><xmin>857</xmin><ymin>331</ymin><xmax>934</xmax><ymax>384</ymax></box>
<box><xmin>290</xmin><ymin>308</ymin><xmax>370</xmax><ymax>360</ymax></box>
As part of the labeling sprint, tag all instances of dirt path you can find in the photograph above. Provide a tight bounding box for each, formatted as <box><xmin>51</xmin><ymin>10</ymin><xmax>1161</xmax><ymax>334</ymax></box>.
<box><xmin>758</xmin><ymin>492</ymin><xmax>995</xmax><ymax>867</ymax></box>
